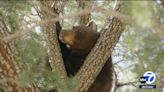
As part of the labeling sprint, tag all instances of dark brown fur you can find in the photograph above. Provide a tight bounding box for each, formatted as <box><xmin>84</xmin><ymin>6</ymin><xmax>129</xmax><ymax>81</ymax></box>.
<box><xmin>59</xmin><ymin>26</ymin><xmax>100</xmax><ymax>54</ymax></box>
<box><xmin>59</xmin><ymin>22</ymin><xmax>113</xmax><ymax>92</ymax></box>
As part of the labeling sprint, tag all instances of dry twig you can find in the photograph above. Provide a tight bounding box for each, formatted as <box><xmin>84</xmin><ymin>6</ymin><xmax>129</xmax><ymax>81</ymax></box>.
<box><xmin>2</xmin><ymin>5</ymin><xmax>132</xmax><ymax>42</ymax></box>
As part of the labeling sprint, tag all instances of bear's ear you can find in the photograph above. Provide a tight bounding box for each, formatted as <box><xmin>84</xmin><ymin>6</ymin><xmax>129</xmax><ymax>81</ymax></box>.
<box><xmin>86</xmin><ymin>20</ymin><xmax>97</xmax><ymax>31</ymax></box>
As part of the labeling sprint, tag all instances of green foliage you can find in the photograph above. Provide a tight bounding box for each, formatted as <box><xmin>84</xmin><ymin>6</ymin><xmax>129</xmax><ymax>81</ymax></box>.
<box><xmin>122</xmin><ymin>1</ymin><xmax>154</xmax><ymax>28</ymax></box>
<box><xmin>0</xmin><ymin>0</ymin><xmax>163</xmax><ymax>92</ymax></box>
<box><xmin>0</xmin><ymin>0</ymin><xmax>32</xmax><ymax>32</ymax></box>
<box><xmin>17</xmin><ymin>70</ymin><xmax>35</xmax><ymax>87</ymax></box>
<box><xmin>15</xmin><ymin>32</ymin><xmax>47</xmax><ymax>86</ymax></box>
<box><xmin>116</xmin><ymin>1</ymin><xmax>164</xmax><ymax>92</ymax></box>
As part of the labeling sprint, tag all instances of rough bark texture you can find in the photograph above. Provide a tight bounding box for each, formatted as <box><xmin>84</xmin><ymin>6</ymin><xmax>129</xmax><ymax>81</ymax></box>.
<box><xmin>39</xmin><ymin>1</ymin><xmax>68</xmax><ymax>81</ymax></box>
<box><xmin>87</xmin><ymin>57</ymin><xmax>113</xmax><ymax>92</ymax></box>
<box><xmin>0</xmin><ymin>18</ymin><xmax>37</xmax><ymax>92</ymax></box>
<box><xmin>76</xmin><ymin>17</ymin><xmax>123</xmax><ymax>92</ymax></box>
<box><xmin>77</xmin><ymin>0</ymin><xmax>91</xmax><ymax>25</ymax></box>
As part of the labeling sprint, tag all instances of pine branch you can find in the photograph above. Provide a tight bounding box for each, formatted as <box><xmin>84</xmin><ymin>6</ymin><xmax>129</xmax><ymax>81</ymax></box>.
<box><xmin>2</xmin><ymin>4</ymin><xmax>131</xmax><ymax>43</ymax></box>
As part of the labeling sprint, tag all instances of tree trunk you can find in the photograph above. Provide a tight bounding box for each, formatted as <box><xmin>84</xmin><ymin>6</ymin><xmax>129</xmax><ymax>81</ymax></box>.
<box><xmin>77</xmin><ymin>0</ymin><xmax>92</xmax><ymax>25</ymax></box>
<box><xmin>0</xmin><ymin>18</ymin><xmax>37</xmax><ymax>92</ymax></box>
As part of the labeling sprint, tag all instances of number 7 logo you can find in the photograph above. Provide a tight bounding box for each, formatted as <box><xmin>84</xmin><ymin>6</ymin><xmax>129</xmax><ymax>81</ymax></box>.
<box><xmin>143</xmin><ymin>71</ymin><xmax>156</xmax><ymax>84</ymax></box>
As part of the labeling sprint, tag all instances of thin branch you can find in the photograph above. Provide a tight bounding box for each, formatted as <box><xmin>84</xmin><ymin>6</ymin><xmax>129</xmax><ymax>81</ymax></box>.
<box><xmin>113</xmin><ymin>71</ymin><xmax>118</xmax><ymax>92</ymax></box>
<box><xmin>2</xmin><ymin>6</ymin><xmax>132</xmax><ymax>42</ymax></box>
<box><xmin>117</xmin><ymin>81</ymin><xmax>138</xmax><ymax>88</ymax></box>
<box><xmin>93</xmin><ymin>5</ymin><xmax>133</xmax><ymax>21</ymax></box>
<box><xmin>114</xmin><ymin>59</ymin><xmax>124</xmax><ymax>65</ymax></box>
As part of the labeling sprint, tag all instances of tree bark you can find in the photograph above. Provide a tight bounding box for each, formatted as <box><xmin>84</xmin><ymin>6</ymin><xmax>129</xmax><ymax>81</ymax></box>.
<box><xmin>77</xmin><ymin>0</ymin><xmax>92</xmax><ymax>25</ymax></box>
<box><xmin>0</xmin><ymin>18</ymin><xmax>38</xmax><ymax>92</ymax></box>
<box><xmin>76</xmin><ymin>16</ymin><xmax>123</xmax><ymax>92</ymax></box>
<box><xmin>39</xmin><ymin>1</ymin><xmax>68</xmax><ymax>81</ymax></box>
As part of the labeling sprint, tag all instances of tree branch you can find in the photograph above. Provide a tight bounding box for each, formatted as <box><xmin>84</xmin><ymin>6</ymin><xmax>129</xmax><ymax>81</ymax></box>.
<box><xmin>2</xmin><ymin>5</ymin><xmax>131</xmax><ymax>43</ymax></box>
<box><xmin>76</xmin><ymin>17</ymin><xmax>124</xmax><ymax>92</ymax></box>
<box><xmin>38</xmin><ymin>1</ymin><xmax>68</xmax><ymax>81</ymax></box>
<box><xmin>117</xmin><ymin>81</ymin><xmax>138</xmax><ymax>88</ymax></box>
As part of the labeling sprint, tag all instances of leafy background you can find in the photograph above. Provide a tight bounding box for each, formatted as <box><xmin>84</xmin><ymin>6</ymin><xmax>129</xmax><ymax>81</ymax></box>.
<box><xmin>0</xmin><ymin>1</ymin><xmax>163</xmax><ymax>92</ymax></box>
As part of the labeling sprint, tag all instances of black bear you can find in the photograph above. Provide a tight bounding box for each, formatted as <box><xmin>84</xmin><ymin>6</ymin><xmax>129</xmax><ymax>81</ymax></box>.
<box><xmin>57</xmin><ymin>21</ymin><xmax>113</xmax><ymax>92</ymax></box>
